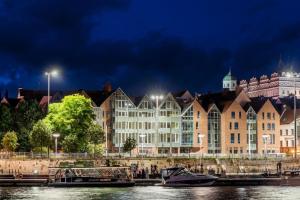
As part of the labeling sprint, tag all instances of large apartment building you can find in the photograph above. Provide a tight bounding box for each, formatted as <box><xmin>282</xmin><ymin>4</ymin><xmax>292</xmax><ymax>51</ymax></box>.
<box><xmin>11</xmin><ymin>75</ymin><xmax>286</xmax><ymax>156</ymax></box>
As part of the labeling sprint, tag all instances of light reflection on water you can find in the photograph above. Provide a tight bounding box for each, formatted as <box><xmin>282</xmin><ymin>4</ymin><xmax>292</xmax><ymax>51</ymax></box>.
<box><xmin>0</xmin><ymin>186</ymin><xmax>299</xmax><ymax>200</ymax></box>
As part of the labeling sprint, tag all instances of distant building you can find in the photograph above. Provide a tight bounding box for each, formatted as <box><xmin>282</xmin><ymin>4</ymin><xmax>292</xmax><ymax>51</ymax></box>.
<box><xmin>223</xmin><ymin>69</ymin><xmax>237</xmax><ymax>91</ymax></box>
<box><xmin>239</xmin><ymin>72</ymin><xmax>300</xmax><ymax>98</ymax></box>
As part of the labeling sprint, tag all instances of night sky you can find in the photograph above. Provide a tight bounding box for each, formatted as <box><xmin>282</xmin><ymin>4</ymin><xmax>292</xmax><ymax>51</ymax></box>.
<box><xmin>1</xmin><ymin>0</ymin><xmax>300</xmax><ymax>97</ymax></box>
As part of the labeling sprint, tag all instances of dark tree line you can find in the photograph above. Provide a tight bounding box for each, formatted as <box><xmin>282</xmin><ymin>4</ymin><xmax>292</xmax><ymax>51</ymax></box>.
<box><xmin>0</xmin><ymin>100</ymin><xmax>45</xmax><ymax>151</ymax></box>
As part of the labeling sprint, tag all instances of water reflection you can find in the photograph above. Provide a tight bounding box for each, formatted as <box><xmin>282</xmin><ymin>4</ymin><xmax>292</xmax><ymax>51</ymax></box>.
<box><xmin>0</xmin><ymin>186</ymin><xmax>299</xmax><ymax>200</ymax></box>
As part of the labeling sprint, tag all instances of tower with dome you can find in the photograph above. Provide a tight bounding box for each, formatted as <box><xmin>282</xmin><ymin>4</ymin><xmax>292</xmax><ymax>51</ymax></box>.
<box><xmin>223</xmin><ymin>69</ymin><xmax>237</xmax><ymax>91</ymax></box>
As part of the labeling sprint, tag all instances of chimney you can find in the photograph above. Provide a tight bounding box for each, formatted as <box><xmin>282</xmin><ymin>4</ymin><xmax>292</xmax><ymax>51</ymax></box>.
<box><xmin>103</xmin><ymin>82</ymin><xmax>112</xmax><ymax>93</ymax></box>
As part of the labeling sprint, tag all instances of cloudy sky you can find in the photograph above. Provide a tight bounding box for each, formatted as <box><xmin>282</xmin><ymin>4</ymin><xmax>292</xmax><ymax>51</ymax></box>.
<box><xmin>0</xmin><ymin>0</ymin><xmax>300</xmax><ymax>97</ymax></box>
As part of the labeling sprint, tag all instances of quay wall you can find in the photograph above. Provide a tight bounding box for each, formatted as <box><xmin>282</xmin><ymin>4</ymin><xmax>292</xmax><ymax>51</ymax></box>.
<box><xmin>0</xmin><ymin>158</ymin><xmax>299</xmax><ymax>175</ymax></box>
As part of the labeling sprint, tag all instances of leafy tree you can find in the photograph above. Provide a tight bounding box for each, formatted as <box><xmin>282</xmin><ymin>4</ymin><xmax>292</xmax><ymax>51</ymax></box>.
<box><xmin>2</xmin><ymin>131</ymin><xmax>18</xmax><ymax>152</ymax></box>
<box><xmin>14</xmin><ymin>100</ymin><xmax>45</xmax><ymax>151</ymax></box>
<box><xmin>0</xmin><ymin>104</ymin><xmax>13</xmax><ymax>142</ymax></box>
<box><xmin>87</xmin><ymin>143</ymin><xmax>104</xmax><ymax>158</ymax></box>
<box><xmin>44</xmin><ymin>94</ymin><xmax>95</xmax><ymax>152</ymax></box>
<box><xmin>88</xmin><ymin>123</ymin><xmax>104</xmax><ymax>157</ymax></box>
<box><xmin>123</xmin><ymin>137</ymin><xmax>137</xmax><ymax>157</ymax></box>
<box><xmin>29</xmin><ymin>120</ymin><xmax>52</xmax><ymax>155</ymax></box>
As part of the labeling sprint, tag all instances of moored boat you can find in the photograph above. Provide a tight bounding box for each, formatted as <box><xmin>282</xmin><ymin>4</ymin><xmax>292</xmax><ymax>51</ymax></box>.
<box><xmin>48</xmin><ymin>167</ymin><xmax>135</xmax><ymax>187</ymax></box>
<box><xmin>160</xmin><ymin>167</ymin><xmax>218</xmax><ymax>187</ymax></box>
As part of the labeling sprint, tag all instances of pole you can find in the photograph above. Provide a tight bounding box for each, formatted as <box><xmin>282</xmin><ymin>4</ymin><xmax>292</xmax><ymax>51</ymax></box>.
<box><xmin>294</xmin><ymin>75</ymin><xmax>297</xmax><ymax>158</ymax></box>
<box><xmin>105</xmin><ymin>125</ymin><xmax>108</xmax><ymax>157</ymax></box>
<box><xmin>55</xmin><ymin>138</ymin><xmax>57</xmax><ymax>155</ymax></box>
<box><xmin>47</xmin><ymin>73</ymin><xmax>50</xmax><ymax>111</ymax></box>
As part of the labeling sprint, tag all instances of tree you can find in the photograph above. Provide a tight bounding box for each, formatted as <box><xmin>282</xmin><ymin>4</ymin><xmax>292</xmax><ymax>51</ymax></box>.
<box><xmin>44</xmin><ymin>94</ymin><xmax>95</xmax><ymax>152</ymax></box>
<box><xmin>2</xmin><ymin>131</ymin><xmax>18</xmax><ymax>152</ymax></box>
<box><xmin>88</xmin><ymin>123</ymin><xmax>105</xmax><ymax>157</ymax></box>
<box><xmin>0</xmin><ymin>104</ymin><xmax>13</xmax><ymax>142</ymax></box>
<box><xmin>14</xmin><ymin>100</ymin><xmax>45</xmax><ymax>151</ymax></box>
<box><xmin>123</xmin><ymin>137</ymin><xmax>137</xmax><ymax>157</ymax></box>
<box><xmin>29</xmin><ymin>120</ymin><xmax>52</xmax><ymax>155</ymax></box>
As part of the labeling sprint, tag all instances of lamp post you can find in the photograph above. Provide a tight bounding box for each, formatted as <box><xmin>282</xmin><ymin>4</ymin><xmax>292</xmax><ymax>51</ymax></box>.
<box><xmin>262</xmin><ymin>134</ymin><xmax>269</xmax><ymax>158</ymax></box>
<box><xmin>52</xmin><ymin>133</ymin><xmax>60</xmax><ymax>157</ymax></box>
<box><xmin>286</xmin><ymin>72</ymin><xmax>298</xmax><ymax>158</ymax></box>
<box><xmin>151</xmin><ymin>95</ymin><xmax>163</xmax><ymax>156</ymax></box>
<box><xmin>45</xmin><ymin>70</ymin><xmax>58</xmax><ymax>111</ymax></box>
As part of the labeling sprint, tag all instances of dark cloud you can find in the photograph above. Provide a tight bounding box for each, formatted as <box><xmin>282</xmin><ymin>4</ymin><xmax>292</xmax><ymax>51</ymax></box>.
<box><xmin>0</xmin><ymin>0</ymin><xmax>300</xmax><ymax>97</ymax></box>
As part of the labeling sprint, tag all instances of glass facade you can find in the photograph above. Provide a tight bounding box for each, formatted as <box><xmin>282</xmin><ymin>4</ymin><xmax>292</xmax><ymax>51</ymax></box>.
<box><xmin>208</xmin><ymin>105</ymin><xmax>221</xmax><ymax>153</ymax></box>
<box><xmin>110</xmin><ymin>89</ymin><xmax>181</xmax><ymax>154</ymax></box>
<box><xmin>181</xmin><ymin>106</ymin><xmax>193</xmax><ymax>146</ymax></box>
<box><xmin>247</xmin><ymin>107</ymin><xmax>257</xmax><ymax>153</ymax></box>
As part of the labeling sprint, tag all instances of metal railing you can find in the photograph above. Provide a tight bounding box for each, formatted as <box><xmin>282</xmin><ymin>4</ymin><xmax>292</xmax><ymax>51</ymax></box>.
<box><xmin>0</xmin><ymin>152</ymin><xmax>290</xmax><ymax>160</ymax></box>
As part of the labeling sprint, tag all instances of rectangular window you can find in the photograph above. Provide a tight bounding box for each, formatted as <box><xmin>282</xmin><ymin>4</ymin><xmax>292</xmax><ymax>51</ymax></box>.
<box><xmin>267</xmin><ymin>112</ymin><xmax>271</xmax><ymax>119</ymax></box>
<box><xmin>230</xmin><ymin>133</ymin><xmax>235</xmax><ymax>144</ymax></box>
<box><xmin>286</xmin><ymin>129</ymin><xmax>288</xmax><ymax>135</ymax></box>
<box><xmin>238</xmin><ymin>133</ymin><xmax>240</xmax><ymax>144</ymax></box>
<box><xmin>262</xmin><ymin>112</ymin><xmax>265</xmax><ymax>119</ymax></box>
<box><xmin>292</xmin><ymin>140</ymin><xmax>295</xmax><ymax>147</ymax></box>
<box><xmin>291</xmin><ymin>129</ymin><xmax>294</xmax><ymax>135</ymax></box>
<box><xmin>271</xmin><ymin>123</ymin><xmax>275</xmax><ymax>130</ymax></box>
<box><xmin>231</xmin><ymin>112</ymin><xmax>235</xmax><ymax>119</ymax></box>
<box><xmin>267</xmin><ymin>123</ymin><xmax>271</xmax><ymax>130</ymax></box>
<box><xmin>280</xmin><ymin>130</ymin><xmax>282</xmax><ymax>136</ymax></box>
<box><xmin>286</xmin><ymin>140</ymin><xmax>289</xmax><ymax>147</ymax></box>
<box><xmin>197</xmin><ymin>111</ymin><xmax>200</xmax><ymax>118</ymax></box>
<box><xmin>234</xmin><ymin>122</ymin><xmax>239</xmax><ymax>130</ymax></box>
<box><xmin>196</xmin><ymin>122</ymin><xmax>199</xmax><ymax>129</ymax></box>
<box><xmin>262</xmin><ymin>123</ymin><xmax>265</xmax><ymax>130</ymax></box>
<box><xmin>239</xmin><ymin>112</ymin><xmax>242</xmax><ymax>119</ymax></box>
<box><xmin>229</xmin><ymin>122</ymin><xmax>232</xmax><ymax>130</ymax></box>
<box><xmin>272</xmin><ymin>113</ymin><xmax>275</xmax><ymax>120</ymax></box>
<box><xmin>280</xmin><ymin>141</ymin><xmax>282</xmax><ymax>147</ymax></box>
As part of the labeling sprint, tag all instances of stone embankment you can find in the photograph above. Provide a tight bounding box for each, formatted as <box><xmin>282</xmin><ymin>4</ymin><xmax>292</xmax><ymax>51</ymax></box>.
<box><xmin>0</xmin><ymin>157</ymin><xmax>299</xmax><ymax>175</ymax></box>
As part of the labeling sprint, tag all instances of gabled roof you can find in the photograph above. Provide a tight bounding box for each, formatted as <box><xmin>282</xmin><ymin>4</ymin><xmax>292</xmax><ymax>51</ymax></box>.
<box><xmin>129</xmin><ymin>96</ymin><xmax>143</xmax><ymax>107</ymax></box>
<box><xmin>280</xmin><ymin>107</ymin><xmax>300</xmax><ymax>124</ymax></box>
<box><xmin>18</xmin><ymin>88</ymin><xmax>115</xmax><ymax>107</ymax></box>
<box><xmin>1</xmin><ymin>97</ymin><xmax>21</xmax><ymax>108</ymax></box>
<box><xmin>242</xmin><ymin>97</ymin><xmax>268</xmax><ymax>113</ymax></box>
<box><xmin>197</xmin><ymin>90</ymin><xmax>240</xmax><ymax>112</ymax></box>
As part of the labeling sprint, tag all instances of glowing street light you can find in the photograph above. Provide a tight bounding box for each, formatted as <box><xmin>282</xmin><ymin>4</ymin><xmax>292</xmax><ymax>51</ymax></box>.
<box><xmin>45</xmin><ymin>70</ymin><xmax>58</xmax><ymax>110</ymax></box>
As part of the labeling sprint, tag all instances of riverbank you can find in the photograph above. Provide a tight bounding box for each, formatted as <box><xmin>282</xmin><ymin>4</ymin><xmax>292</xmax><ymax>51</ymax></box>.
<box><xmin>0</xmin><ymin>157</ymin><xmax>299</xmax><ymax>176</ymax></box>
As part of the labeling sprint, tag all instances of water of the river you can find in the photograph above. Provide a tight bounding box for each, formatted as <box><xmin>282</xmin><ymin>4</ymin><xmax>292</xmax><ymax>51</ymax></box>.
<box><xmin>0</xmin><ymin>186</ymin><xmax>299</xmax><ymax>200</ymax></box>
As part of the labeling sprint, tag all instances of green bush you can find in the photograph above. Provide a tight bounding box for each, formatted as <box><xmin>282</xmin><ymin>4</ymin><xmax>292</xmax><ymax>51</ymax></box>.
<box><xmin>32</xmin><ymin>146</ymin><xmax>51</xmax><ymax>153</ymax></box>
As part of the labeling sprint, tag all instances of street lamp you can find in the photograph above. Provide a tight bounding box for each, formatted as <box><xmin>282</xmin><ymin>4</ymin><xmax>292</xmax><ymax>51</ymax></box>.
<box><xmin>52</xmin><ymin>133</ymin><xmax>60</xmax><ymax>156</ymax></box>
<box><xmin>45</xmin><ymin>70</ymin><xmax>58</xmax><ymax>111</ymax></box>
<box><xmin>151</xmin><ymin>95</ymin><xmax>163</xmax><ymax>155</ymax></box>
<box><xmin>286</xmin><ymin>72</ymin><xmax>298</xmax><ymax>158</ymax></box>
<box><xmin>262</xmin><ymin>134</ymin><xmax>269</xmax><ymax>158</ymax></box>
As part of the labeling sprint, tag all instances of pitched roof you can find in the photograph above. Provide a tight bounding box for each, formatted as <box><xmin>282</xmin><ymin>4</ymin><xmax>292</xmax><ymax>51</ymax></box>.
<box><xmin>18</xmin><ymin>88</ymin><xmax>115</xmax><ymax>107</ymax></box>
<box><xmin>243</xmin><ymin>97</ymin><xmax>268</xmax><ymax>113</ymax></box>
<box><xmin>280</xmin><ymin>107</ymin><xmax>300</xmax><ymax>124</ymax></box>
<box><xmin>197</xmin><ymin>90</ymin><xmax>240</xmax><ymax>112</ymax></box>
<box><xmin>1</xmin><ymin>97</ymin><xmax>21</xmax><ymax>108</ymax></box>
